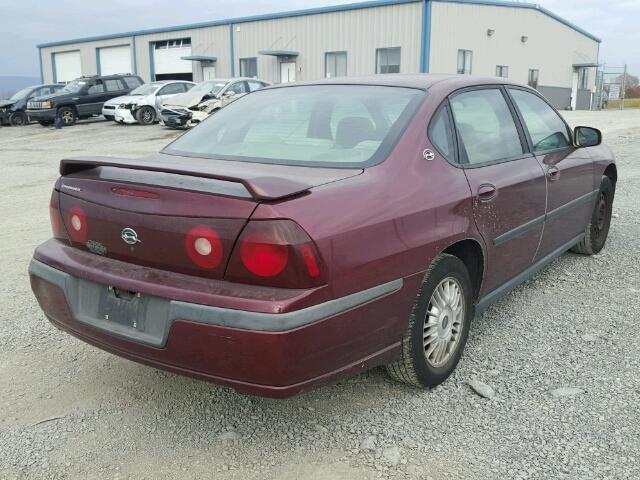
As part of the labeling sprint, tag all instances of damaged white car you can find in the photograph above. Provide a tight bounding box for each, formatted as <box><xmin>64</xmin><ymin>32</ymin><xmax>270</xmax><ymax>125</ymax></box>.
<box><xmin>160</xmin><ymin>78</ymin><xmax>269</xmax><ymax>129</ymax></box>
<box><xmin>102</xmin><ymin>80</ymin><xmax>195</xmax><ymax>125</ymax></box>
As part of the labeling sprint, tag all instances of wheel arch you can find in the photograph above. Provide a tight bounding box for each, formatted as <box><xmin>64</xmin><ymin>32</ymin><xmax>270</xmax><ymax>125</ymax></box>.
<box><xmin>442</xmin><ymin>238</ymin><xmax>485</xmax><ymax>302</ymax></box>
<box><xmin>56</xmin><ymin>104</ymin><xmax>78</xmax><ymax>114</ymax></box>
<box><xmin>603</xmin><ymin>163</ymin><xmax>617</xmax><ymax>185</ymax></box>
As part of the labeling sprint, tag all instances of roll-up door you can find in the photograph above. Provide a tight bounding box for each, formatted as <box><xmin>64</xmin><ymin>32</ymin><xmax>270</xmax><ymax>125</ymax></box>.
<box><xmin>54</xmin><ymin>51</ymin><xmax>81</xmax><ymax>82</ymax></box>
<box><xmin>99</xmin><ymin>45</ymin><xmax>132</xmax><ymax>75</ymax></box>
<box><xmin>153</xmin><ymin>38</ymin><xmax>193</xmax><ymax>81</ymax></box>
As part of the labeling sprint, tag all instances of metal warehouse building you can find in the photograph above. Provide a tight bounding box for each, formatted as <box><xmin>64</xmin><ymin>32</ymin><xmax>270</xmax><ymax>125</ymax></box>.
<box><xmin>37</xmin><ymin>0</ymin><xmax>601</xmax><ymax>110</ymax></box>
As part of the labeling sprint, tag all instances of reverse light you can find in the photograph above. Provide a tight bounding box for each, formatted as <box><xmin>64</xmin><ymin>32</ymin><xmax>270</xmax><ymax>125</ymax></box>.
<box><xmin>226</xmin><ymin>220</ymin><xmax>325</xmax><ymax>289</ymax></box>
<box><xmin>66</xmin><ymin>206</ymin><xmax>88</xmax><ymax>243</ymax></box>
<box><xmin>185</xmin><ymin>225</ymin><xmax>223</xmax><ymax>269</ymax></box>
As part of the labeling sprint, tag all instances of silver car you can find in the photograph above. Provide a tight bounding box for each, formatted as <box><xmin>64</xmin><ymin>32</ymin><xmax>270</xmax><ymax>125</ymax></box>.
<box><xmin>160</xmin><ymin>78</ymin><xmax>269</xmax><ymax>129</ymax></box>
<box><xmin>102</xmin><ymin>80</ymin><xmax>195</xmax><ymax>125</ymax></box>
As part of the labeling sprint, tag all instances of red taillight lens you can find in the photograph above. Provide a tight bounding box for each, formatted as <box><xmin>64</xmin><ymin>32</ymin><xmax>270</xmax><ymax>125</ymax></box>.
<box><xmin>226</xmin><ymin>220</ymin><xmax>325</xmax><ymax>288</ymax></box>
<box><xmin>49</xmin><ymin>190</ymin><xmax>68</xmax><ymax>241</ymax></box>
<box><xmin>65</xmin><ymin>206</ymin><xmax>88</xmax><ymax>243</ymax></box>
<box><xmin>185</xmin><ymin>225</ymin><xmax>223</xmax><ymax>269</ymax></box>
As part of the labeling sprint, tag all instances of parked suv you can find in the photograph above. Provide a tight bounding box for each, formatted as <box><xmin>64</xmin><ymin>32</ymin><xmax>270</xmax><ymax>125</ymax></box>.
<box><xmin>27</xmin><ymin>74</ymin><xmax>144</xmax><ymax>126</ymax></box>
<box><xmin>102</xmin><ymin>80</ymin><xmax>194</xmax><ymax>125</ymax></box>
<box><xmin>0</xmin><ymin>84</ymin><xmax>63</xmax><ymax>126</ymax></box>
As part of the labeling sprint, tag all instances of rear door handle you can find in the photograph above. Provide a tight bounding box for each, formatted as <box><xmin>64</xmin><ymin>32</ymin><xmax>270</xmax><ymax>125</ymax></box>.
<box><xmin>478</xmin><ymin>183</ymin><xmax>497</xmax><ymax>202</ymax></box>
<box><xmin>547</xmin><ymin>166</ymin><xmax>560</xmax><ymax>181</ymax></box>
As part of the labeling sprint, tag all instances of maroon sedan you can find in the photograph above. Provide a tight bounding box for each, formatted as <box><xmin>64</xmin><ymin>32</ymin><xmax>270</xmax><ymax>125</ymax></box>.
<box><xmin>30</xmin><ymin>75</ymin><xmax>616</xmax><ymax>398</ymax></box>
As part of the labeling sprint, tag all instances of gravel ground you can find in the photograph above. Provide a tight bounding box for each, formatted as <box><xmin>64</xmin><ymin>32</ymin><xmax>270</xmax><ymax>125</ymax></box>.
<box><xmin>0</xmin><ymin>111</ymin><xmax>639</xmax><ymax>480</ymax></box>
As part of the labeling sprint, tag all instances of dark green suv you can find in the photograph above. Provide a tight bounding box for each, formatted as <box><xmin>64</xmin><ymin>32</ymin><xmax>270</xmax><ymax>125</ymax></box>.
<box><xmin>27</xmin><ymin>74</ymin><xmax>144</xmax><ymax>126</ymax></box>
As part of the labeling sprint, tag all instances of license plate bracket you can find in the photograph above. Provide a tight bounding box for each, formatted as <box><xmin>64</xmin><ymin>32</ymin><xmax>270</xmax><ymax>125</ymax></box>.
<box><xmin>98</xmin><ymin>286</ymin><xmax>145</xmax><ymax>330</ymax></box>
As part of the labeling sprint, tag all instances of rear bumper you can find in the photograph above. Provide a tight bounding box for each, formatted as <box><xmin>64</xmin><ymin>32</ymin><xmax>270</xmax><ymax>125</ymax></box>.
<box><xmin>27</xmin><ymin>108</ymin><xmax>57</xmax><ymax>121</ymax></box>
<box><xmin>29</xmin><ymin>240</ymin><xmax>408</xmax><ymax>397</ymax></box>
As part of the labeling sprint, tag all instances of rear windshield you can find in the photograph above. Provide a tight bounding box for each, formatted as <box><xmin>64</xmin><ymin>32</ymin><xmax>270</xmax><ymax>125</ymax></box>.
<box><xmin>163</xmin><ymin>85</ymin><xmax>424</xmax><ymax>167</ymax></box>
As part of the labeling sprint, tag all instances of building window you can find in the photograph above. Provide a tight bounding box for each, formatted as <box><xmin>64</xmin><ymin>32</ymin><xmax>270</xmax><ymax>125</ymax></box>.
<box><xmin>457</xmin><ymin>50</ymin><xmax>472</xmax><ymax>74</ymax></box>
<box><xmin>495</xmin><ymin>65</ymin><xmax>508</xmax><ymax>78</ymax></box>
<box><xmin>578</xmin><ymin>68</ymin><xmax>589</xmax><ymax>89</ymax></box>
<box><xmin>528</xmin><ymin>69</ymin><xmax>539</xmax><ymax>89</ymax></box>
<box><xmin>376</xmin><ymin>47</ymin><xmax>401</xmax><ymax>74</ymax></box>
<box><xmin>325</xmin><ymin>51</ymin><xmax>347</xmax><ymax>78</ymax></box>
<box><xmin>240</xmin><ymin>57</ymin><xmax>258</xmax><ymax>78</ymax></box>
<box><xmin>155</xmin><ymin>38</ymin><xmax>190</xmax><ymax>50</ymax></box>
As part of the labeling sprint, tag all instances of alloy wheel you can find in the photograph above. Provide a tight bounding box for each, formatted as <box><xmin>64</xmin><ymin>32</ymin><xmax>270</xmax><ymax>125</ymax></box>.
<box><xmin>423</xmin><ymin>277</ymin><xmax>465</xmax><ymax>368</ymax></box>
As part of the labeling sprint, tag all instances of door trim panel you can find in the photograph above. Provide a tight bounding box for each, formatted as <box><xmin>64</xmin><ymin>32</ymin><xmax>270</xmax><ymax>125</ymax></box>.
<box><xmin>493</xmin><ymin>189</ymin><xmax>597</xmax><ymax>246</ymax></box>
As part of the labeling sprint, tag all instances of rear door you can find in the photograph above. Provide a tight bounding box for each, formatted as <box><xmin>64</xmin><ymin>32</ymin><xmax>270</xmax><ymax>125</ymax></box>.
<box><xmin>78</xmin><ymin>80</ymin><xmax>107</xmax><ymax>115</ymax></box>
<box><xmin>506</xmin><ymin>87</ymin><xmax>595</xmax><ymax>260</ymax></box>
<box><xmin>104</xmin><ymin>78</ymin><xmax>128</xmax><ymax>102</ymax></box>
<box><xmin>449</xmin><ymin>86</ymin><xmax>547</xmax><ymax>295</ymax></box>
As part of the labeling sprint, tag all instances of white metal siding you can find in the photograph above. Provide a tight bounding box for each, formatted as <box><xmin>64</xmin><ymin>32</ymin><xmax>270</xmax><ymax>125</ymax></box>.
<box><xmin>235</xmin><ymin>2</ymin><xmax>422</xmax><ymax>83</ymax></box>
<box><xmin>53</xmin><ymin>51</ymin><xmax>82</xmax><ymax>82</ymax></box>
<box><xmin>154</xmin><ymin>46</ymin><xmax>192</xmax><ymax>75</ymax></box>
<box><xmin>429</xmin><ymin>2</ymin><xmax>599</xmax><ymax>90</ymax></box>
<box><xmin>99</xmin><ymin>45</ymin><xmax>132</xmax><ymax>75</ymax></box>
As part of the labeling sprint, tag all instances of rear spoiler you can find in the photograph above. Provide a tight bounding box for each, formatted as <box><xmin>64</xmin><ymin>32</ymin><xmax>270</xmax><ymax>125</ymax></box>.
<box><xmin>59</xmin><ymin>155</ymin><xmax>356</xmax><ymax>201</ymax></box>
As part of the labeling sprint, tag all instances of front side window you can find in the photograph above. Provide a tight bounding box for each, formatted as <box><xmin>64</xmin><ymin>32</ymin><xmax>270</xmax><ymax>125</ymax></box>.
<box><xmin>247</xmin><ymin>81</ymin><xmax>266</xmax><ymax>92</ymax></box>
<box><xmin>164</xmin><ymin>85</ymin><xmax>424</xmax><ymax>167</ymax></box>
<box><xmin>428</xmin><ymin>105</ymin><xmax>455</xmax><ymax>161</ymax></box>
<box><xmin>528</xmin><ymin>69</ymin><xmax>539</xmax><ymax>89</ymax></box>
<box><xmin>450</xmin><ymin>88</ymin><xmax>523</xmax><ymax>165</ymax></box>
<box><xmin>509</xmin><ymin>89</ymin><xmax>571</xmax><ymax>153</ymax></box>
<box><xmin>376</xmin><ymin>48</ymin><xmax>401</xmax><ymax>74</ymax></box>
<box><xmin>240</xmin><ymin>58</ymin><xmax>258</xmax><ymax>78</ymax></box>
<box><xmin>87</xmin><ymin>82</ymin><xmax>105</xmax><ymax>94</ymax></box>
<box><xmin>457</xmin><ymin>50</ymin><xmax>472</xmax><ymax>74</ymax></box>
<box><xmin>227</xmin><ymin>82</ymin><xmax>248</xmax><ymax>95</ymax></box>
<box><xmin>158</xmin><ymin>83</ymin><xmax>185</xmax><ymax>96</ymax></box>
<box><xmin>325</xmin><ymin>51</ymin><xmax>347</xmax><ymax>78</ymax></box>
<box><xmin>496</xmin><ymin>65</ymin><xmax>508</xmax><ymax>78</ymax></box>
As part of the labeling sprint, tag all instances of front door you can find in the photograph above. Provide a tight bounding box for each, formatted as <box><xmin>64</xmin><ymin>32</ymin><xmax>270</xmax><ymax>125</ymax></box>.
<box><xmin>450</xmin><ymin>87</ymin><xmax>547</xmax><ymax>295</ymax></box>
<box><xmin>506</xmin><ymin>87</ymin><xmax>595</xmax><ymax>260</ymax></box>
<box><xmin>280</xmin><ymin>62</ymin><xmax>296</xmax><ymax>83</ymax></box>
<box><xmin>77</xmin><ymin>81</ymin><xmax>107</xmax><ymax>116</ymax></box>
<box><xmin>202</xmin><ymin>66</ymin><xmax>216</xmax><ymax>81</ymax></box>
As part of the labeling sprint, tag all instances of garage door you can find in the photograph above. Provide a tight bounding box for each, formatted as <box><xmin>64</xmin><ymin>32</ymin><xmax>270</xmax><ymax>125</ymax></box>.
<box><xmin>99</xmin><ymin>45</ymin><xmax>132</xmax><ymax>75</ymax></box>
<box><xmin>153</xmin><ymin>38</ymin><xmax>193</xmax><ymax>81</ymax></box>
<box><xmin>54</xmin><ymin>51</ymin><xmax>81</xmax><ymax>83</ymax></box>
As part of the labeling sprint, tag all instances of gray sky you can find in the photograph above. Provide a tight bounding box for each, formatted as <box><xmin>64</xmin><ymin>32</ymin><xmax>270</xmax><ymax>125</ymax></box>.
<box><xmin>0</xmin><ymin>0</ymin><xmax>638</xmax><ymax>78</ymax></box>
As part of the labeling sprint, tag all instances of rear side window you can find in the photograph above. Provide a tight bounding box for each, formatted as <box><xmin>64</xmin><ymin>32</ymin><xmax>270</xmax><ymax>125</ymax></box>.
<box><xmin>105</xmin><ymin>79</ymin><xmax>123</xmax><ymax>92</ymax></box>
<box><xmin>87</xmin><ymin>82</ymin><xmax>105</xmax><ymax>94</ymax></box>
<box><xmin>428</xmin><ymin>105</ymin><xmax>455</xmax><ymax>161</ymax></box>
<box><xmin>508</xmin><ymin>89</ymin><xmax>571</xmax><ymax>153</ymax></box>
<box><xmin>450</xmin><ymin>89</ymin><xmax>523</xmax><ymax>165</ymax></box>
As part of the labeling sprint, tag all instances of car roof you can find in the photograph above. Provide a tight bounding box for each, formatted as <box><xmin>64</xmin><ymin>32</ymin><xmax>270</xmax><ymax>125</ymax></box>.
<box><xmin>266</xmin><ymin>74</ymin><xmax>527</xmax><ymax>91</ymax></box>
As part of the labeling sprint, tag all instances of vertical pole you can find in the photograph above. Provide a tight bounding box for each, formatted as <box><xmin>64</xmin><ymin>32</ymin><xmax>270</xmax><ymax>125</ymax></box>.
<box><xmin>620</xmin><ymin>64</ymin><xmax>627</xmax><ymax>110</ymax></box>
<box><xmin>229</xmin><ymin>24</ymin><xmax>236</xmax><ymax>77</ymax></box>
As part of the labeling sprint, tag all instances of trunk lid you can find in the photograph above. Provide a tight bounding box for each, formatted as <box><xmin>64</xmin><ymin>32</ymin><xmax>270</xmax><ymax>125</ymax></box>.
<box><xmin>56</xmin><ymin>155</ymin><xmax>361</xmax><ymax>279</ymax></box>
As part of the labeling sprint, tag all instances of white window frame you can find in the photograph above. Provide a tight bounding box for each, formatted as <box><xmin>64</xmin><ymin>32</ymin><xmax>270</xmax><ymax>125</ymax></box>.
<box><xmin>325</xmin><ymin>51</ymin><xmax>347</xmax><ymax>78</ymax></box>
<box><xmin>457</xmin><ymin>50</ymin><xmax>472</xmax><ymax>75</ymax></box>
<box><xmin>376</xmin><ymin>47</ymin><xmax>401</xmax><ymax>74</ymax></box>
<box><xmin>495</xmin><ymin>65</ymin><xmax>508</xmax><ymax>78</ymax></box>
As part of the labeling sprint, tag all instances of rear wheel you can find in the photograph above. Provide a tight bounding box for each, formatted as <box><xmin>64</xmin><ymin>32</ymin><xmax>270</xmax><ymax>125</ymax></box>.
<box><xmin>386</xmin><ymin>254</ymin><xmax>473</xmax><ymax>388</ymax></box>
<box><xmin>9</xmin><ymin>111</ymin><xmax>28</xmax><ymax>126</ymax></box>
<box><xmin>136</xmin><ymin>106</ymin><xmax>156</xmax><ymax>125</ymax></box>
<box><xmin>58</xmin><ymin>107</ymin><xmax>77</xmax><ymax>126</ymax></box>
<box><xmin>571</xmin><ymin>176</ymin><xmax>614</xmax><ymax>255</ymax></box>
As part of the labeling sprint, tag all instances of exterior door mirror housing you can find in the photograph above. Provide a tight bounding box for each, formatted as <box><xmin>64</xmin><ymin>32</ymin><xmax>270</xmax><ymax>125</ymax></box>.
<box><xmin>574</xmin><ymin>126</ymin><xmax>602</xmax><ymax>148</ymax></box>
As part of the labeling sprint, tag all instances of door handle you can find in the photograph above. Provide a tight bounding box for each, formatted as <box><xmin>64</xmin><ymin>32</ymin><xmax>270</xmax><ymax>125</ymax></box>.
<box><xmin>546</xmin><ymin>166</ymin><xmax>560</xmax><ymax>181</ymax></box>
<box><xmin>478</xmin><ymin>183</ymin><xmax>497</xmax><ymax>202</ymax></box>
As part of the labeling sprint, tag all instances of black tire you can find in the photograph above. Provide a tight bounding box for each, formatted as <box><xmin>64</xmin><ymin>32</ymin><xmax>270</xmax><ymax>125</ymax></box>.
<box><xmin>9</xmin><ymin>111</ymin><xmax>28</xmax><ymax>126</ymax></box>
<box><xmin>58</xmin><ymin>107</ymin><xmax>77</xmax><ymax>126</ymax></box>
<box><xmin>38</xmin><ymin>120</ymin><xmax>54</xmax><ymax>127</ymax></box>
<box><xmin>571</xmin><ymin>176</ymin><xmax>614</xmax><ymax>255</ymax></box>
<box><xmin>386</xmin><ymin>254</ymin><xmax>473</xmax><ymax>388</ymax></box>
<box><xmin>104</xmin><ymin>115</ymin><xmax>114</xmax><ymax>122</ymax></box>
<box><xmin>135</xmin><ymin>106</ymin><xmax>156</xmax><ymax>125</ymax></box>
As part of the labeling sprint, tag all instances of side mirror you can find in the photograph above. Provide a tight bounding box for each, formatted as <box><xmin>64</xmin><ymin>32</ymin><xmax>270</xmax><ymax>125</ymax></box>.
<box><xmin>223</xmin><ymin>91</ymin><xmax>236</xmax><ymax>97</ymax></box>
<box><xmin>574</xmin><ymin>126</ymin><xmax>602</xmax><ymax>148</ymax></box>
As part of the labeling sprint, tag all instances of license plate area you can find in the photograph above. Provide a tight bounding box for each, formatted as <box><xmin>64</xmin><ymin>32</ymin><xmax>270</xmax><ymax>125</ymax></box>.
<box><xmin>98</xmin><ymin>286</ymin><xmax>145</xmax><ymax>330</ymax></box>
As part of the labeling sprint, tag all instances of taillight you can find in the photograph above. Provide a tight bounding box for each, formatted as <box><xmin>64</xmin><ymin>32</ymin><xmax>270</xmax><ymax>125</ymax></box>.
<box><xmin>49</xmin><ymin>190</ymin><xmax>69</xmax><ymax>241</ymax></box>
<box><xmin>185</xmin><ymin>225</ymin><xmax>223</xmax><ymax>269</ymax></box>
<box><xmin>65</xmin><ymin>206</ymin><xmax>88</xmax><ymax>243</ymax></box>
<box><xmin>225</xmin><ymin>220</ymin><xmax>325</xmax><ymax>288</ymax></box>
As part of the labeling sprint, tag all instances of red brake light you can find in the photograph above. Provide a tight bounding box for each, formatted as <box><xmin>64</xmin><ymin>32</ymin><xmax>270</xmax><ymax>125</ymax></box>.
<box><xmin>66</xmin><ymin>206</ymin><xmax>87</xmax><ymax>243</ymax></box>
<box><xmin>49</xmin><ymin>190</ymin><xmax>68</xmax><ymax>241</ymax></box>
<box><xmin>185</xmin><ymin>225</ymin><xmax>223</xmax><ymax>269</ymax></box>
<box><xmin>226</xmin><ymin>220</ymin><xmax>325</xmax><ymax>288</ymax></box>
